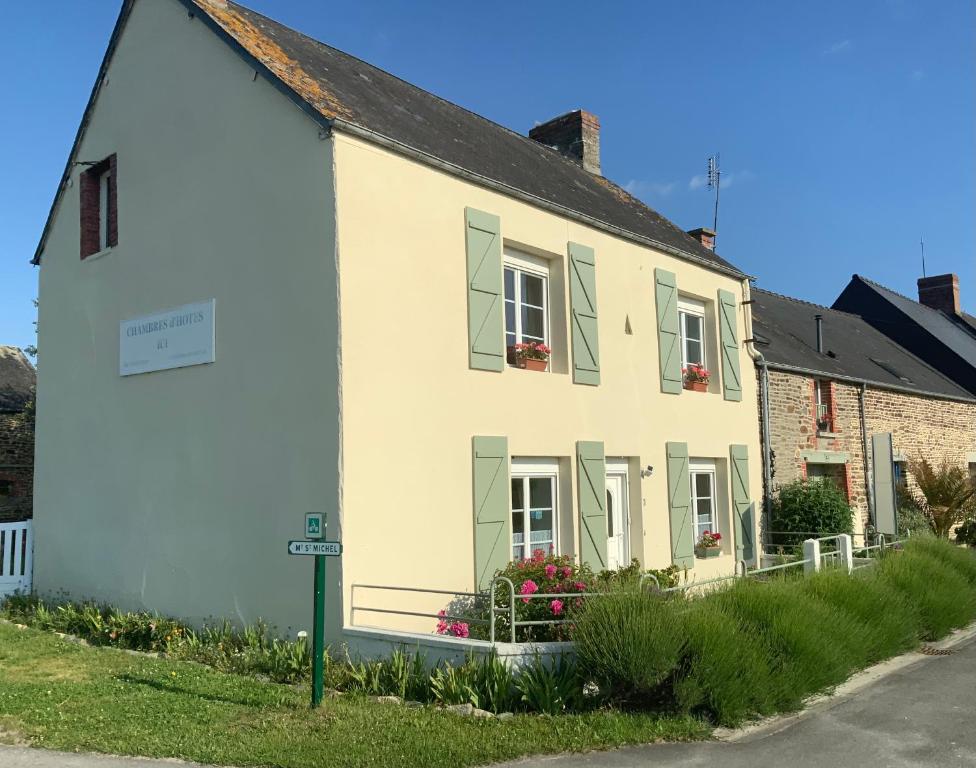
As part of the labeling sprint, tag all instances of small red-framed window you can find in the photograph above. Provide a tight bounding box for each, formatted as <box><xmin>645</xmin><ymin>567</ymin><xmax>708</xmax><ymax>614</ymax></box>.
<box><xmin>79</xmin><ymin>154</ymin><xmax>117</xmax><ymax>259</ymax></box>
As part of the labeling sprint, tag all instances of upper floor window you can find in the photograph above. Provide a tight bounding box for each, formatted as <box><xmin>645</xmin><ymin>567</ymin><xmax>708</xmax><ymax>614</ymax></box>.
<box><xmin>80</xmin><ymin>154</ymin><xmax>117</xmax><ymax>259</ymax></box>
<box><xmin>678</xmin><ymin>297</ymin><xmax>706</xmax><ymax>369</ymax></box>
<box><xmin>0</xmin><ymin>478</ymin><xmax>12</xmax><ymax>497</ymax></box>
<box><xmin>511</xmin><ymin>458</ymin><xmax>558</xmax><ymax>560</ymax></box>
<box><xmin>689</xmin><ymin>459</ymin><xmax>717</xmax><ymax>541</ymax></box>
<box><xmin>504</xmin><ymin>249</ymin><xmax>550</xmax><ymax>368</ymax></box>
<box><xmin>814</xmin><ymin>379</ymin><xmax>834</xmax><ymax>432</ymax></box>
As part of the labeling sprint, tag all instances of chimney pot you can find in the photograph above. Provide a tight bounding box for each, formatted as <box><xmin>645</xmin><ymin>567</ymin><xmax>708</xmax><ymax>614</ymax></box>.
<box><xmin>815</xmin><ymin>314</ymin><xmax>824</xmax><ymax>354</ymax></box>
<box><xmin>687</xmin><ymin>227</ymin><xmax>716</xmax><ymax>251</ymax></box>
<box><xmin>917</xmin><ymin>273</ymin><xmax>960</xmax><ymax>315</ymax></box>
<box><xmin>529</xmin><ymin>110</ymin><xmax>601</xmax><ymax>175</ymax></box>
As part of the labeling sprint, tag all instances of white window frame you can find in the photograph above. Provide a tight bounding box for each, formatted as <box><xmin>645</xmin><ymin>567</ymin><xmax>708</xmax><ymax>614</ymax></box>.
<box><xmin>98</xmin><ymin>168</ymin><xmax>111</xmax><ymax>252</ymax></box>
<box><xmin>511</xmin><ymin>457</ymin><xmax>559</xmax><ymax>560</ymax></box>
<box><xmin>678</xmin><ymin>296</ymin><xmax>706</xmax><ymax>370</ymax></box>
<box><xmin>504</xmin><ymin>249</ymin><xmax>550</xmax><ymax>365</ymax></box>
<box><xmin>689</xmin><ymin>458</ymin><xmax>717</xmax><ymax>542</ymax></box>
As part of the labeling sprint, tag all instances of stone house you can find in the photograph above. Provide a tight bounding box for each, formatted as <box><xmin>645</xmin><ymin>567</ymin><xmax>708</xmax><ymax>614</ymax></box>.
<box><xmin>29</xmin><ymin>0</ymin><xmax>763</xmax><ymax>647</ymax></box>
<box><xmin>0</xmin><ymin>347</ymin><xmax>36</xmax><ymax>524</ymax></box>
<box><xmin>751</xmin><ymin>289</ymin><xmax>976</xmax><ymax>545</ymax></box>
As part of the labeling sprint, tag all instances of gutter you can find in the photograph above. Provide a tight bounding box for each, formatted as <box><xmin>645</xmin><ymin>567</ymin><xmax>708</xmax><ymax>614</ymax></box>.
<box><xmin>859</xmin><ymin>383</ymin><xmax>876</xmax><ymax>528</ymax></box>
<box><xmin>760</xmin><ymin>360</ymin><xmax>976</xmax><ymax>405</ymax></box>
<box><xmin>742</xmin><ymin>280</ymin><xmax>774</xmax><ymax>549</ymax></box>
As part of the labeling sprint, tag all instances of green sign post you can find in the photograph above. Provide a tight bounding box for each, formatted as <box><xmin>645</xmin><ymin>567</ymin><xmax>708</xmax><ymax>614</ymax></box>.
<box><xmin>287</xmin><ymin>514</ymin><xmax>342</xmax><ymax>709</ymax></box>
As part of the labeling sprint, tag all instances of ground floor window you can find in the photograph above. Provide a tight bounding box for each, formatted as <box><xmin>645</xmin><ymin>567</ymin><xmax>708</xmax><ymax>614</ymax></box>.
<box><xmin>807</xmin><ymin>462</ymin><xmax>847</xmax><ymax>494</ymax></box>
<box><xmin>511</xmin><ymin>459</ymin><xmax>558</xmax><ymax>560</ymax></box>
<box><xmin>689</xmin><ymin>459</ymin><xmax>717</xmax><ymax>541</ymax></box>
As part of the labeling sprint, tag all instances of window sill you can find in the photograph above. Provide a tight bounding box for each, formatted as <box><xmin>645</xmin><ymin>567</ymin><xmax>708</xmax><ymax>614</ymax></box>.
<box><xmin>82</xmin><ymin>246</ymin><xmax>116</xmax><ymax>262</ymax></box>
<box><xmin>817</xmin><ymin>430</ymin><xmax>841</xmax><ymax>439</ymax></box>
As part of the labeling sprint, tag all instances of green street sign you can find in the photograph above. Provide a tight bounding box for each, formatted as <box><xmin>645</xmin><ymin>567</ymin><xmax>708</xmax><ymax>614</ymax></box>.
<box><xmin>305</xmin><ymin>513</ymin><xmax>324</xmax><ymax>539</ymax></box>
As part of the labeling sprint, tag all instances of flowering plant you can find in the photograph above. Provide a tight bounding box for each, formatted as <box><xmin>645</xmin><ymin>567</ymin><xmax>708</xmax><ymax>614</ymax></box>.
<box><xmin>434</xmin><ymin>610</ymin><xmax>470</xmax><ymax>638</ymax></box>
<box><xmin>513</xmin><ymin>341</ymin><xmax>551</xmax><ymax>362</ymax></box>
<box><xmin>683</xmin><ymin>364</ymin><xmax>710</xmax><ymax>384</ymax></box>
<box><xmin>696</xmin><ymin>530</ymin><xmax>722</xmax><ymax>549</ymax></box>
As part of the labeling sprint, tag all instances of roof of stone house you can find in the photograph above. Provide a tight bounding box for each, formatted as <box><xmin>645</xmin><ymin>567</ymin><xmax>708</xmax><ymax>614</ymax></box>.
<box><xmin>751</xmin><ymin>288</ymin><xmax>974</xmax><ymax>401</ymax></box>
<box><xmin>33</xmin><ymin>0</ymin><xmax>746</xmax><ymax>279</ymax></box>
<box><xmin>0</xmin><ymin>347</ymin><xmax>36</xmax><ymax>412</ymax></box>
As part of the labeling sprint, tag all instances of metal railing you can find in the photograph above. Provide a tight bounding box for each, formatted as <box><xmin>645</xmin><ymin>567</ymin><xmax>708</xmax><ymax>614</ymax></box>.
<box><xmin>352</xmin><ymin>533</ymin><xmax>904</xmax><ymax>644</ymax></box>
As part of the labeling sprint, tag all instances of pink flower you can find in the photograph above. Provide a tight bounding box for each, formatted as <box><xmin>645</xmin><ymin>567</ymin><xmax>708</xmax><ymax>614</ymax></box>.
<box><xmin>562</xmin><ymin>566</ymin><xmax>573</xmax><ymax>578</ymax></box>
<box><xmin>574</xmin><ymin>581</ymin><xmax>587</xmax><ymax>592</ymax></box>
<box><xmin>435</xmin><ymin>609</ymin><xmax>448</xmax><ymax>634</ymax></box>
<box><xmin>544</xmin><ymin>564</ymin><xmax>557</xmax><ymax>579</ymax></box>
<box><xmin>520</xmin><ymin>579</ymin><xmax>539</xmax><ymax>603</ymax></box>
<box><xmin>550</xmin><ymin>599</ymin><xmax>564</xmax><ymax>616</ymax></box>
<box><xmin>451</xmin><ymin>622</ymin><xmax>470</xmax><ymax>638</ymax></box>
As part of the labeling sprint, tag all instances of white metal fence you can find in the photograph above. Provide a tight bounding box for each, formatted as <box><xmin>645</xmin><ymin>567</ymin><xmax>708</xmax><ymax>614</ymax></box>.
<box><xmin>0</xmin><ymin>520</ymin><xmax>32</xmax><ymax>599</ymax></box>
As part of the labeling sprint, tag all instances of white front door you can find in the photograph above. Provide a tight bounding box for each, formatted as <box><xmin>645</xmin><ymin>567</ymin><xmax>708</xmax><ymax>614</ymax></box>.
<box><xmin>605</xmin><ymin>471</ymin><xmax>629</xmax><ymax>570</ymax></box>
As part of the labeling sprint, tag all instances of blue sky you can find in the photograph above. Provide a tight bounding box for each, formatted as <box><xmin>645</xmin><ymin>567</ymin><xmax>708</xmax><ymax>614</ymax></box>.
<box><xmin>2</xmin><ymin>0</ymin><xmax>972</xmax><ymax>352</ymax></box>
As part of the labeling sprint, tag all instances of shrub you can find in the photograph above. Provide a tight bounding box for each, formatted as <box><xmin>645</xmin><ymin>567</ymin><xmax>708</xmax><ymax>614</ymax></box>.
<box><xmin>875</xmin><ymin>547</ymin><xmax>976</xmax><ymax>639</ymax></box>
<box><xmin>902</xmin><ymin>536</ymin><xmax>976</xmax><ymax>586</ymax></box>
<box><xmin>573</xmin><ymin>587</ymin><xmax>684</xmax><ymax>702</ymax></box>
<box><xmin>907</xmin><ymin>458</ymin><xmax>976</xmax><ymax>539</ymax></box>
<box><xmin>955</xmin><ymin>519</ymin><xmax>976</xmax><ymax>548</ymax></box>
<box><xmin>897</xmin><ymin>483</ymin><xmax>933</xmax><ymax>537</ymax></box>
<box><xmin>513</xmin><ymin>655</ymin><xmax>584</xmax><ymax>715</ymax></box>
<box><xmin>770</xmin><ymin>479</ymin><xmax>854</xmax><ymax>547</ymax></box>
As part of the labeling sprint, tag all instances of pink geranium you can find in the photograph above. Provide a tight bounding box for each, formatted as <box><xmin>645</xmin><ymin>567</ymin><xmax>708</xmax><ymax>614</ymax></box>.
<box><xmin>562</xmin><ymin>566</ymin><xmax>573</xmax><ymax>578</ymax></box>
<box><xmin>544</xmin><ymin>564</ymin><xmax>557</xmax><ymax>579</ymax></box>
<box><xmin>435</xmin><ymin>609</ymin><xmax>449</xmax><ymax>634</ymax></box>
<box><xmin>574</xmin><ymin>581</ymin><xmax>587</xmax><ymax>592</ymax></box>
<box><xmin>520</xmin><ymin>579</ymin><xmax>539</xmax><ymax>603</ymax></box>
<box><xmin>550</xmin><ymin>599</ymin><xmax>564</xmax><ymax>616</ymax></box>
<box><xmin>450</xmin><ymin>622</ymin><xmax>470</xmax><ymax>638</ymax></box>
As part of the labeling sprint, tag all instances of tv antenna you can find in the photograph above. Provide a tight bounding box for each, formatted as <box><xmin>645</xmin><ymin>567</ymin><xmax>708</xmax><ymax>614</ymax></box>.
<box><xmin>920</xmin><ymin>235</ymin><xmax>926</xmax><ymax>278</ymax></box>
<box><xmin>707</xmin><ymin>154</ymin><xmax>721</xmax><ymax>241</ymax></box>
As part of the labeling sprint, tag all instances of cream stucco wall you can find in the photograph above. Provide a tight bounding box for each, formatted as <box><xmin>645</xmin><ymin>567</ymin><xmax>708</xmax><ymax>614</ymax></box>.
<box><xmin>333</xmin><ymin>133</ymin><xmax>763</xmax><ymax>633</ymax></box>
<box><xmin>33</xmin><ymin>0</ymin><xmax>340</xmax><ymax>635</ymax></box>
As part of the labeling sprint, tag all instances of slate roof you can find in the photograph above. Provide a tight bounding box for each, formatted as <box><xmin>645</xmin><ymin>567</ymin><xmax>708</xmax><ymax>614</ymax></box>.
<box><xmin>33</xmin><ymin>0</ymin><xmax>746</xmax><ymax>278</ymax></box>
<box><xmin>751</xmin><ymin>288</ymin><xmax>974</xmax><ymax>400</ymax></box>
<box><xmin>839</xmin><ymin>276</ymin><xmax>976</xmax><ymax>364</ymax></box>
<box><xmin>0</xmin><ymin>347</ymin><xmax>36</xmax><ymax>412</ymax></box>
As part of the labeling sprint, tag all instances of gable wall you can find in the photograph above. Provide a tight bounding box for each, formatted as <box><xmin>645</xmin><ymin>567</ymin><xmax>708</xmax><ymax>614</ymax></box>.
<box><xmin>33</xmin><ymin>0</ymin><xmax>339</xmax><ymax>633</ymax></box>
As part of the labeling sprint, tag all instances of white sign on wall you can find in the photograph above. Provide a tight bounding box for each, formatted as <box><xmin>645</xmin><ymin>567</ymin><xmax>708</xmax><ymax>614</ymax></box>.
<box><xmin>120</xmin><ymin>299</ymin><xmax>216</xmax><ymax>376</ymax></box>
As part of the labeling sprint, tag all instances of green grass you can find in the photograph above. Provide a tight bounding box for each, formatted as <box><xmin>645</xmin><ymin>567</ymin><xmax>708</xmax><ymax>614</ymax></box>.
<box><xmin>0</xmin><ymin>623</ymin><xmax>707</xmax><ymax>767</ymax></box>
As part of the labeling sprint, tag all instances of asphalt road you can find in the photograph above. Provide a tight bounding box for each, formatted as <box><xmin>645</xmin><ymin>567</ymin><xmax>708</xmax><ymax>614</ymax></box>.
<box><xmin>1</xmin><ymin>635</ymin><xmax>974</xmax><ymax>768</ymax></box>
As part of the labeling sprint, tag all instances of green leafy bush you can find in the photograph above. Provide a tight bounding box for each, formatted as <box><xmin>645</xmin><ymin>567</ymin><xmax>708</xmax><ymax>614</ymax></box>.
<box><xmin>514</xmin><ymin>655</ymin><xmax>583</xmax><ymax>715</ymax></box>
<box><xmin>769</xmin><ymin>479</ymin><xmax>854</xmax><ymax>547</ymax></box>
<box><xmin>897</xmin><ymin>483</ymin><xmax>933</xmax><ymax>537</ymax></box>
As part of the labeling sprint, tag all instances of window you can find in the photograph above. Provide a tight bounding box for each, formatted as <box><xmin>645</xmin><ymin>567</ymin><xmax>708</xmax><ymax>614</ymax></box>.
<box><xmin>807</xmin><ymin>463</ymin><xmax>844</xmax><ymax>491</ymax></box>
<box><xmin>504</xmin><ymin>250</ymin><xmax>549</xmax><ymax>366</ymax></box>
<box><xmin>80</xmin><ymin>154</ymin><xmax>117</xmax><ymax>259</ymax></box>
<box><xmin>689</xmin><ymin>459</ymin><xmax>716</xmax><ymax>541</ymax></box>
<box><xmin>814</xmin><ymin>380</ymin><xmax>833</xmax><ymax>431</ymax></box>
<box><xmin>0</xmin><ymin>479</ymin><xmax>12</xmax><ymax>497</ymax></box>
<box><xmin>678</xmin><ymin>297</ymin><xmax>706</xmax><ymax>369</ymax></box>
<box><xmin>511</xmin><ymin>459</ymin><xmax>558</xmax><ymax>560</ymax></box>
<box><xmin>893</xmin><ymin>460</ymin><xmax>908</xmax><ymax>487</ymax></box>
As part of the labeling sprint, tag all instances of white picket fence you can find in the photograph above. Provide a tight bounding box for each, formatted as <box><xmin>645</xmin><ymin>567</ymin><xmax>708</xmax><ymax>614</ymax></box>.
<box><xmin>0</xmin><ymin>520</ymin><xmax>32</xmax><ymax>599</ymax></box>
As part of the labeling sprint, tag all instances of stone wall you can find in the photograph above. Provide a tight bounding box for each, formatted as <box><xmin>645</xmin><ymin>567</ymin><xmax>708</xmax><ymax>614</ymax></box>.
<box><xmin>763</xmin><ymin>367</ymin><xmax>976</xmax><ymax>528</ymax></box>
<box><xmin>0</xmin><ymin>410</ymin><xmax>34</xmax><ymax>522</ymax></box>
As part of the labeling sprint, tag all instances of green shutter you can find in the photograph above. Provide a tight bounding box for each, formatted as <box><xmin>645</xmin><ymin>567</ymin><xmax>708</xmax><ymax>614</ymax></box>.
<box><xmin>730</xmin><ymin>444</ymin><xmax>755</xmax><ymax>565</ymax></box>
<box><xmin>654</xmin><ymin>269</ymin><xmax>682</xmax><ymax>394</ymax></box>
<box><xmin>568</xmin><ymin>243</ymin><xmax>600</xmax><ymax>385</ymax></box>
<box><xmin>465</xmin><ymin>208</ymin><xmax>504</xmax><ymax>372</ymax></box>
<box><xmin>472</xmin><ymin>436</ymin><xmax>510</xmax><ymax>589</ymax></box>
<box><xmin>872</xmin><ymin>432</ymin><xmax>897</xmax><ymax>536</ymax></box>
<box><xmin>666</xmin><ymin>442</ymin><xmax>694</xmax><ymax>568</ymax></box>
<box><xmin>717</xmin><ymin>289</ymin><xmax>742</xmax><ymax>402</ymax></box>
<box><xmin>577</xmin><ymin>441</ymin><xmax>608</xmax><ymax>571</ymax></box>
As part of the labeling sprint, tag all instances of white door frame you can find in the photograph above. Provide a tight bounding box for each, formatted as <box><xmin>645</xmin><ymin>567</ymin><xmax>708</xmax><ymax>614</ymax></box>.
<box><xmin>605</xmin><ymin>460</ymin><xmax>630</xmax><ymax>570</ymax></box>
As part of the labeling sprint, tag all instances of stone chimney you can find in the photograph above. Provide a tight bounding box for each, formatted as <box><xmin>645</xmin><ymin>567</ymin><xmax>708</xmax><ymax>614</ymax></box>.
<box><xmin>917</xmin><ymin>273</ymin><xmax>960</xmax><ymax>315</ymax></box>
<box><xmin>686</xmin><ymin>227</ymin><xmax>716</xmax><ymax>251</ymax></box>
<box><xmin>529</xmin><ymin>110</ymin><xmax>601</xmax><ymax>175</ymax></box>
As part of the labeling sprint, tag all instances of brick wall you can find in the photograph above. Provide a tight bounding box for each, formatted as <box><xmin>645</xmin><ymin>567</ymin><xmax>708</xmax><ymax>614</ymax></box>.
<box><xmin>0</xmin><ymin>410</ymin><xmax>34</xmax><ymax>523</ymax></box>
<box><xmin>763</xmin><ymin>368</ymin><xmax>976</xmax><ymax>527</ymax></box>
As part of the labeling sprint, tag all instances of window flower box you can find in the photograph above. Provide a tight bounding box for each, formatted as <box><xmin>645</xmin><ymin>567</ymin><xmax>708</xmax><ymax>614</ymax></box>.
<box><xmin>695</xmin><ymin>530</ymin><xmax>722</xmax><ymax>558</ymax></box>
<box><xmin>682</xmin><ymin>364</ymin><xmax>710</xmax><ymax>392</ymax></box>
<box><xmin>512</xmin><ymin>342</ymin><xmax>551</xmax><ymax>372</ymax></box>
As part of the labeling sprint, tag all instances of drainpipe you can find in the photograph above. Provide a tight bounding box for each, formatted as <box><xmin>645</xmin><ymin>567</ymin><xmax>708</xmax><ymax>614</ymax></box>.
<box><xmin>859</xmin><ymin>382</ymin><xmax>876</xmax><ymax>529</ymax></box>
<box><xmin>742</xmin><ymin>280</ymin><xmax>774</xmax><ymax>549</ymax></box>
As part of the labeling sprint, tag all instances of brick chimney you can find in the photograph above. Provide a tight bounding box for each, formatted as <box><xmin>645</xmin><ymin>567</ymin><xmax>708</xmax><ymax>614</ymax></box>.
<box><xmin>529</xmin><ymin>110</ymin><xmax>601</xmax><ymax>175</ymax></box>
<box><xmin>917</xmin><ymin>273</ymin><xmax>960</xmax><ymax>315</ymax></box>
<box><xmin>686</xmin><ymin>227</ymin><xmax>716</xmax><ymax>251</ymax></box>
